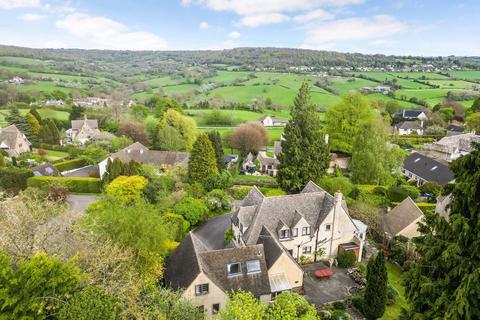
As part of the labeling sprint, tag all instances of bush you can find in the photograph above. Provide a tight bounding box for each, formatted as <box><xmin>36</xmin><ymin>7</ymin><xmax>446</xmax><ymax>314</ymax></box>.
<box><xmin>47</xmin><ymin>186</ymin><xmax>68</xmax><ymax>202</ymax></box>
<box><xmin>350</xmin><ymin>295</ymin><xmax>363</xmax><ymax>313</ymax></box>
<box><xmin>204</xmin><ymin>189</ymin><xmax>232</xmax><ymax>214</ymax></box>
<box><xmin>332</xmin><ymin>301</ymin><xmax>346</xmax><ymax>310</ymax></box>
<box><xmin>337</xmin><ymin>250</ymin><xmax>357</xmax><ymax>268</ymax></box>
<box><xmin>373</xmin><ymin>186</ymin><xmax>388</xmax><ymax>196</ymax></box>
<box><xmin>105</xmin><ymin>175</ymin><xmax>148</xmax><ymax>204</ymax></box>
<box><xmin>27</xmin><ymin>176</ymin><xmax>102</xmax><ymax>193</ymax></box>
<box><xmin>318</xmin><ymin>176</ymin><xmax>353</xmax><ymax>196</ymax></box>
<box><xmin>0</xmin><ymin>167</ymin><xmax>34</xmax><ymax>193</ymax></box>
<box><xmin>53</xmin><ymin>158</ymin><xmax>87</xmax><ymax>172</ymax></box>
<box><xmin>420</xmin><ymin>181</ymin><xmax>441</xmax><ymax>195</ymax></box>
<box><xmin>173</xmin><ymin>197</ymin><xmax>209</xmax><ymax>226</ymax></box>
<box><xmin>386</xmin><ymin>283</ymin><xmax>399</xmax><ymax>306</ymax></box>
<box><xmin>229</xmin><ymin>185</ymin><xmax>253</xmax><ymax>200</ymax></box>
<box><xmin>387</xmin><ymin>185</ymin><xmax>420</xmax><ymax>202</ymax></box>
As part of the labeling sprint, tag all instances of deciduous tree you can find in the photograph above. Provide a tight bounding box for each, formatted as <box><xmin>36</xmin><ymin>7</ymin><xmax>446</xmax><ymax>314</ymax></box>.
<box><xmin>229</xmin><ymin>123</ymin><xmax>268</xmax><ymax>156</ymax></box>
<box><xmin>117</xmin><ymin>121</ymin><xmax>148</xmax><ymax>145</ymax></box>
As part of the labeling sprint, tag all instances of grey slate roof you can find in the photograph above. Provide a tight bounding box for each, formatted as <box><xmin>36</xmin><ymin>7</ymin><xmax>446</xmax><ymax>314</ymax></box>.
<box><xmin>111</xmin><ymin>143</ymin><xmax>189</xmax><ymax>166</ymax></box>
<box><xmin>71</xmin><ymin>119</ymin><xmax>98</xmax><ymax>130</ymax></box>
<box><xmin>446</xmin><ymin>125</ymin><xmax>465</xmax><ymax>133</ymax></box>
<box><xmin>0</xmin><ymin>124</ymin><xmax>31</xmax><ymax>154</ymax></box>
<box><xmin>31</xmin><ymin>163</ymin><xmax>61</xmax><ymax>177</ymax></box>
<box><xmin>194</xmin><ymin>214</ymin><xmax>233</xmax><ymax>251</ymax></box>
<box><xmin>241</xmin><ymin>186</ymin><xmax>335</xmax><ymax>245</ymax></box>
<box><xmin>381</xmin><ymin>197</ymin><xmax>424</xmax><ymax>236</ymax></box>
<box><xmin>401</xmin><ymin>109</ymin><xmax>425</xmax><ymax>118</ymax></box>
<box><xmin>198</xmin><ymin>245</ymin><xmax>271</xmax><ymax>296</ymax></box>
<box><xmin>403</xmin><ymin>152</ymin><xmax>454</xmax><ymax>185</ymax></box>
<box><xmin>395</xmin><ymin>121</ymin><xmax>423</xmax><ymax>130</ymax></box>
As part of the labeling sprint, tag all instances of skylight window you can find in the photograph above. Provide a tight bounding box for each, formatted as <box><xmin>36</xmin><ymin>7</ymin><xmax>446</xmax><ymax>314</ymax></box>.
<box><xmin>430</xmin><ymin>166</ymin><xmax>438</xmax><ymax>171</ymax></box>
<box><xmin>246</xmin><ymin>260</ymin><xmax>261</xmax><ymax>274</ymax></box>
<box><xmin>414</xmin><ymin>158</ymin><xmax>421</xmax><ymax>163</ymax></box>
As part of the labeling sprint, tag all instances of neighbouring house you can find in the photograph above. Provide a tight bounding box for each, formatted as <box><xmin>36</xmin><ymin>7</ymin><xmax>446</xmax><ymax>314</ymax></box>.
<box><xmin>45</xmin><ymin>99</ymin><xmax>66</xmax><ymax>106</ymax></box>
<box><xmin>361</xmin><ymin>86</ymin><xmax>391</xmax><ymax>94</ymax></box>
<box><xmin>256</xmin><ymin>115</ymin><xmax>288</xmax><ymax>127</ymax></box>
<box><xmin>328</xmin><ymin>153</ymin><xmax>351</xmax><ymax>174</ymax></box>
<box><xmin>98</xmin><ymin>142</ymin><xmax>189</xmax><ymax>178</ymax></box>
<box><xmin>0</xmin><ymin>124</ymin><xmax>31</xmax><ymax>157</ymax></box>
<box><xmin>164</xmin><ymin>182</ymin><xmax>367</xmax><ymax>316</ymax></box>
<box><xmin>395</xmin><ymin>109</ymin><xmax>428</xmax><ymax>121</ymax></box>
<box><xmin>421</xmin><ymin>133</ymin><xmax>480</xmax><ymax>163</ymax></box>
<box><xmin>31</xmin><ymin>163</ymin><xmax>62</xmax><ymax>177</ymax></box>
<box><xmin>446</xmin><ymin>125</ymin><xmax>465</xmax><ymax>136</ymax></box>
<box><xmin>393</xmin><ymin>121</ymin><xmax>424</xmax><ymax>136</ymax></box>
<box><xmin>401</xmin><ymin>152</ymin><xmax>454</xmax><ymax>186</ymax></box>
<box><xmin>380</xmin><ymin>197</ymin><xmax>425</xmax><ymax>239</ymax></box>
<box><xmin>435</xmin><ymin>194</ymin><xmax>452</xmax><ymax>221</ymax></box>
<box><xmin>224</xmin><ymin>154</ymin><xmax>239</xmax><ymax>169</ymax></box>
<box><xmin>242</xmin><ymin>151</ymin><xmax>279</xmax><ymax>176</ymax></box>
<box><xmin>8</xmin><ymin>76</ymin><xmax>24</xmax><ymax>85</ymax></box>
<box><xmin>66</xmin><ymin>116</ymin><xmax>101</xmax><ymax>145</ymax></box>
<box><xmin>73</xmin><ymin>97</ymin><xmax>109</xmax><ymax>108</ymax></box>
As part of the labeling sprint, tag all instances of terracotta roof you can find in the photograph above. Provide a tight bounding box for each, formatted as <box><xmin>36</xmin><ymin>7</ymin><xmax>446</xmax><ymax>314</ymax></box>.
<box><xmin>381</xmin><ymin>197</ymin><xmax>424</xmax><ymax>237</ymax></box>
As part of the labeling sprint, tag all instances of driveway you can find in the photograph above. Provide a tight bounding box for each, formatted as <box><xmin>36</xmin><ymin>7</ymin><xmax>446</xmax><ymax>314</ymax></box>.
<box><xmin>303</xmin><ymin>263</ymin><xmax>357</xmax><ymax>306</ymax></box>
<box><xmin>63</xmin><ymin>165</ymin><xmax>99</xmax><ymax>178</ymax></box>
<box><xmin>67</xmin><ymin>194</ymin><xmax>98</xmax><ymax>218</ymax></box>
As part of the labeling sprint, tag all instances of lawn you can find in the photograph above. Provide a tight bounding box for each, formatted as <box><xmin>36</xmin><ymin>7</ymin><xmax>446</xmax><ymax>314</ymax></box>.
<box><xmin>32</xmin><ymin>148</ymin><xmax>69</xmax><ymax>161</ymax></box>
<box><xmin>382</xmin><ymin>263</ymin><xmax>408</xmax><ymax>320</ymax></box>
<box><xmin>0</xmin><ymin>108</ymin><xmax>70</xmax><ymax>127</ymax></box>
<box><xmin>197</xmin><ymin>126</ymin><xmax>284</xmax><ymax>146</ymax></box>
<box><xmin>449</xmin><ymin>70</ymin><xmax>480</xmax><ymax>81</ymax></box>
<box><xmin>427</xmin><ymin>80</ymin><xmax>477</xmax><ymax>89</ymax></box>
<box><xmin>328</xmin><ymin>77</ymin><xmax>379</xmax><ymax>94</ymax></box>
<box><xmin>389</xmin><ymin>72</ymin><xmax>450</xmax><ymax>80</ymax></box>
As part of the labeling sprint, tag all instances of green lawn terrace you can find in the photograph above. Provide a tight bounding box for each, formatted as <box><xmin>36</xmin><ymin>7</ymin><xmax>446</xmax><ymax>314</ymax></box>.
<box><xmin>0</xmin><ymin>108</ymin><xmax>69</xmax><ymax>127</ymax></box>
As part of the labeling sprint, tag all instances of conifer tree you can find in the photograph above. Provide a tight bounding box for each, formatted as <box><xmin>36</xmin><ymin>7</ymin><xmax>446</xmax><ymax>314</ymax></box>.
<box><xmin>208</xmin><ymin>131</ymin><xmax>225</xmax><ymax>171</ymax></box>
<box><xmin>404</xmin><ymin>145</ymin><xmax>480</xmax><ymax>319</ymax></box>
<box><xmin>5</xmin><ymin>107</ymin><xmax>30</xmax><ymax>136</ymax></box>
<box><xmin>26</xmin><ymin>112</ymin><xmax>41</xmax><ymax>141</ymax></box>
<box><xmin>188</xmin><ymin>133</ymin><xmax>219</xmax><ymax>185</ymax></box>
<box><xmin>363</xmin><ymin>250</ymin><xmax>387</xmax><ymax>319</ymax></box>
<box><xmin>276</xmin><ymin>82</ymin><xmax>330</xmax><ymax>193</ymax></box>
<box><xmin>28</xmin><ymin>108</ymin><xmax>42</xmax><ymax>124</ymax></box>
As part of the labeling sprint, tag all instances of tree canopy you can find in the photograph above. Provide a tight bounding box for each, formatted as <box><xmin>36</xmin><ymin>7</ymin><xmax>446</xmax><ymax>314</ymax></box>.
<box><xmin>276</xmin><ymin>82</ymin><xmax>330</xmax><ymax>193</ymax></box>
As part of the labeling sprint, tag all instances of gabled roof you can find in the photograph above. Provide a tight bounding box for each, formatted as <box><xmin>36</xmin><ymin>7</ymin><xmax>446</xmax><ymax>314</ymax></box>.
<box><xmin>31</xmin><ymin>163</ymin><xmax>61</xmax><ymax>177</ymax></box>
<box><xmin>402</xmin><ymin>109</ymin><xmax>425</xmax><ymax>118</ymax></box>
<box><xmin>301</xmin><ymin>181</ymin><xmax>325</xmax><ymax>194</ymax></box>
<box><xmin>71</xmin><ymin>119</ymin><xmax>99</xmax><ymax>130</ymax></box>
<box><xmin>240</xmin><ymin>186</ymin><xmax>265</xmax><ymax>207</ymax></box>
<box><xmin>257</xmin><ymin>151</ymin><xmax>279</xmax><ymax>166</ymax></box>
<box><xmin>110</xmin><ymin>142</ymin><xmax>189</xmax><ymax>166</ymax></box>
<box><xmin>403</xmin><ymin>152</ymin><xmax>454</xmax><ymax>185</ymax></box>
<box><xmin>395</xmin><ymin>121</ymin><xmax>423</xmax><ymax>130</ymax></box>
<box><xmin>241</xmin><ymin>187</ymin><xmax>335</xmax><ymax>245</ymax></box>
<box><xmin>381</xmin><ymin>197</ymin><xmax>424</xmax><ymax>237</ymax></box>
<box><xmin>0</xmin><ymin>124</ymin><xmax>31</xmax><ymax>155</ymax></box>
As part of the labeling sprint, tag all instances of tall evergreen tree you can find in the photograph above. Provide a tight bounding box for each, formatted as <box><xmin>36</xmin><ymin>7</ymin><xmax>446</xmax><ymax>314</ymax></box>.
<box><xmin>28</xmin><ymin>108</ymin><xmax>42</xmax><ymax>124</ymax></box>
<box><xmin>47</xmin><ymin>119</ymin><xmax>61</xmax><ymax>144</ymax></box>
<box><xmin>5</xmin><ymin>107</ymin><xmax>30</xmax><ymax>136</ymax></box>
<box><xmin>404</xmin><ymin>145</ymin><xmax>480</xmax><ymax>319</ymax></box>
<box><xmin>208</xmin><ymin>131</ymin><xmax>225</xmax><ymax>171</ymax></box>
<box><xmin>276</xmin><ymin>82</ymin><xmax>330</xmax><ymax>193</ymax></box>
<box><xmin>363</xmin><ymin>250</ymin><xmax>387</xmax><ymax>319</ymax></box>
<box><xmin>188</xmin><ymin>133</ymin><xmax>219</xmax><ymax>185</ymax></box>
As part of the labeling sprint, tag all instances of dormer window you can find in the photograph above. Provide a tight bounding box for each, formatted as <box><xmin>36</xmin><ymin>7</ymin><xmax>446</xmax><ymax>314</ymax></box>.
<box><xmin>279</xmin><ymin>229</ymin><xmax>290</xmax><ymax>239</ymax></box>
<box><xmin>227</xmin><ymin>262</ymin><xmax>242</xmax><ymax>277</ymax></box>
<box><xmin>246</xmin><ymin>260</ymin><xmax>261</xmax><ymax>274</ymax></box>
<box><xmin>302</xmin><ymin>227</ymin><xmax>311</xmax><ymax>236</ymax></box>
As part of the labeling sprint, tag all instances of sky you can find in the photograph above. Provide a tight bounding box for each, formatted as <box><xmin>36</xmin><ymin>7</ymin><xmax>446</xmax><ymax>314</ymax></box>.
<box><xmin>0</xmin><ymin>0</ymin><xmax>479</xmax><ymax>56</ymax></box>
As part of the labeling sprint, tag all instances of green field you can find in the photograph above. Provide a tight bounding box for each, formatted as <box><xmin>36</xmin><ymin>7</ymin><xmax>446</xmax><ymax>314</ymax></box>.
<box><xmin>0</xmin><ymin>108</ymin><xmax>69</xmax><ymax>126</ymax></box>
<box><xmin>197</xmin><ymin>126</ymin><xmax>284</xmax><ymax>146</ymax></box>
<box><xmin>427</xmin><ymin>80</ymin><xmax>477</xmax><ymax>89</ymax></box>
<box><xmin>389</xmin><ymin>72</ymin><xmax>450</xmax><ymax>80</ymax></box>
<box><xmin>449</xmin><ymin>70</ymin><xmax>480</xmax><ymax>80</ymax></box>
<box><xmin>328</xmin><ymin>77</ymin><xmax>380</xmax><ymax>94</ymax></box>
<box><xmin>354</xmin><ymin>72</ymin><xmax>432</xmax><ymax>89</ymax></box>
<box><xmin>395</xmin><ymin>89</ymin><xmax>455</xmax><ymax>107</ymax></box>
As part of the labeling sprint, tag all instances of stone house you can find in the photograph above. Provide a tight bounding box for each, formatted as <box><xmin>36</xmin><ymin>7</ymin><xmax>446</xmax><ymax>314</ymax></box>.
<box><xmin>402</xmin><ymin>152</ymin><xmax>454</xmax><ymax>186</ymax></box>
<box><xmin>66</xmin><ymin>116</ymin><xmax>101</xmax><ymax>144</ymax></box>
<box><xmin>393</xmin><ymin>121</ymin><xmax>424</xmax><ymax>135</ymax></box>
<box><xmin>256</xmin><ymin>115</ymin><xmax>288</xmax><ymax>127</ymax></box>
<box><xmin>0</xmin><ymin>124</ymin><xmax>31</xmax><ymax>157</ymax></box>
<box><xmin>380</xmin><ymin>197</ymin><xmax>425</xmax><ymax>239</ymax></box>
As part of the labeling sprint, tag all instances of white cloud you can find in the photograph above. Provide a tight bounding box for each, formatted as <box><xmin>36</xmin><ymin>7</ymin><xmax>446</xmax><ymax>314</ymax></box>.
<box><xmin>303</xmin><ymin>15</ymin><xmax>407</xmax><ymax>44</ymax></box>
<box><xmin>184</xmin><ymin>0</ymin><xmax>364</xmax><ymax>16</ymax></box>
<box><xmin>18</xmin><ymin>12</ymin><xmax>46</xmax><ymax>21</ymax></box>
<box><xmin>199</xmin><ymin>21</ymin><xmax>209</xmax><ymax>29</ymax></box>
<box><xmin>237</xmin><ymin>12</ymin><xmax>289</xmax><ymax>27</ymax></box>
<box><xmin>228</xmin><ymin>31</ymin><xmax>240</xmax><ymax>39</ymax></box>
<box><xmin>0</xmin><ymin>0</ymin><xmax>40</xmax><ymax>9</ymax></box>
<box><xmin>293</xmin><ymin>9</ymin><xmax>334</xmax><ymax>23</ymax></box>
<box><xmin>56</xmin><ymin>13</ymin><xmax>167</xmax><ymax>50</ymax></box>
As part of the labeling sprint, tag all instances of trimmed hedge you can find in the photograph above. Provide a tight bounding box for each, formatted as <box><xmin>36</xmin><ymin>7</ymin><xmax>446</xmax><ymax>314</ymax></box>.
<box><xmin>0</xmin><ymin>167</ymin><xmax>34</xmax><ymax>192</ymax></box>
<box><xmin>32</xmin><ymin>143</ymin><xmax>69</xmax><ymax>152</ymax></box>
<box><xmin>53</xmin><ymin>159</ymin><xmax>87</xmax><ymax>172</ymax></box>
<box><xmin>27</xmin><ymin>176</ymin><xmax>102</xmax><ymax>193</ymax></box>
<box><xmin>232</xmin><ymin>178</ymin><xmax>279</xmax><ymax>188</ymax></box>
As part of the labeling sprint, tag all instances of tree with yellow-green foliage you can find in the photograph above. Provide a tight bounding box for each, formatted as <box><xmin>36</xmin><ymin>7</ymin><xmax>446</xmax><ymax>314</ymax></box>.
<box><xmin>25</xmin><ymin>112</ymin><xmax>41</xmax><ymax>141</ymax></box>
<box><xmin>105</xmin><ymin>175</ymin><xmax>148</xmax><ymax>204</ymax></box>
<box><xmin>159</xmin><ymin>109</ymin><xmax>196</xmax><ymax>150</ymax></box>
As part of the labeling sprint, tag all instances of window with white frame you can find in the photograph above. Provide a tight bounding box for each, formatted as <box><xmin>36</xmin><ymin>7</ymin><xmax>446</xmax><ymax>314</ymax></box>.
<box><xmin>302</xmin><ymin>227</ymin><xmax>311</xmax><ymax>236</ymax></box>
<box><xmin>292</xmin><ymin>228</ymin><xmax>298</xmax><ymax>237</ymax></box>
<box><xmin>227</xmin><ymin>262</ymin><xmax>242</xmax><ymax>276</ymax></box>
<box><xmin>246</xmin><ymin>260</ymin><xmax>261</xmax><ymax>274</ymax></box>
<box><xmin>195</xmin><ymin>283</ymin><xmax>209</xmax><ymax>296</ymax></box>
<box><xmin>302</xmin><ymin>246</ymin><xmax>312</xmax><ymax>254</ymax></box>
<box><xmin>279</xmin><ymin>229</ymin><xmax>290</xmax><ymax>239</ymax></box>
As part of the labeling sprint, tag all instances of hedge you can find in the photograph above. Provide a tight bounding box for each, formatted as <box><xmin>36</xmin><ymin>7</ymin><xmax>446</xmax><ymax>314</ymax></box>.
<box><xmin>27</xmin><ymin>176</ymin><xmax>102</xmax><ymax>193</ymax></box>
<box><xmin>32</xmin><ymin>143</ymin><xmax>69</xmax><ymax>152</ymax></box>
<box><xmin>232</xmin><ymin>178</ymin><xmax>279</xmax><ymax>188</ymax></box>
<box><xmin>0</xmin><ymin>167</ymin><xmax>34</xmax><ymax>192</ymax></box>
<box><xmin>53</xmin><ymin>159</ymin><xmax>87</xmax><ymax>172</ymax></box>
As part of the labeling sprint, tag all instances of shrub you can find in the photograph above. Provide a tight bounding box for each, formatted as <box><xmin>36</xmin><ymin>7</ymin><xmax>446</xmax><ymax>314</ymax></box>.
<box><xmin>53</xmin><ymin>159</ymin><xmax>87</xmax><ymax>172</ymax></box>
<box><xmin>106</xmin><ymin>176</ymin><xmax>148</xmax><ymax>204</ymax></box>
<box><xmin>47</xmin><ymin>186</ymin><xmax>68</xmax><ymax>202</ymax></box>
<box><xmin>229</xmin><ymin>185</ymin><xmax>253</xmax><ymax>200</ymax></box>
<box><xmin>373</xmin><ymin>186</ymin><xmax>387</xmax><ymax>196</ymax></box>
<box><xmin>402</xmin><ymin>185</ymin><xmax>420</xmax><ymax>199</ymax></box>
<box><xmin>27</xmin><ymin>176</ymin><xmax>102</xmax><ymax>193</ymax></box>
<box><xmin>318</xmin><ymin>176</ymin><xmax>353</xmax><ymax>196</ymax></box>
<box><xmin>205</xmin><ymin>189</ymin><xmax>232</xmax><ymax>214</ymax></box>
<box><xmin>332</xmin><ymin>301</ymin><xmax>346</xmax><ymax>310</ymax></box>
<box><xmin>0</xmin><ymin>167</ymin><xmax>34</xmax><ymax>193</ymax></box>
<box><xmin>350</xmin><ymin>295</ymin><xmax>363</xmax><ymax>313</ymax></box>
<box><xmin>387</xmin><ymin>185</ymin><xmax>409</xmax><ymax>202</ymax></box>
<box><xmin>173</xmin><ymin>197</ymin><xmax>209</xmax><ymax>226</ymax></box>
<box><xmin>337</xmin><ymin>250</ymin><xmax>357</xmax><ymax>268</ymax></box>
<box><xmin>203</xmin><ymin>171</ymin><xmax>232</xmax><ymax>192</ymax></box>
<box><xmin>386</xmin><ymin>283</ymin><xmax>399</xmax><ymax>306</ymax></box>
<box><xmin>420</xmin><ymin>181</ymin><xmax>441</xmax><ymax>196</ymax></box>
